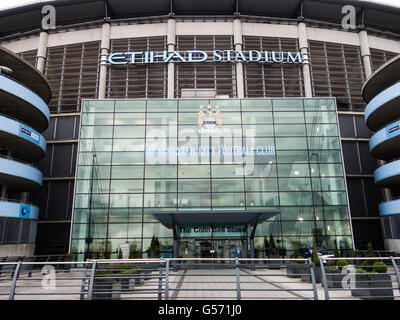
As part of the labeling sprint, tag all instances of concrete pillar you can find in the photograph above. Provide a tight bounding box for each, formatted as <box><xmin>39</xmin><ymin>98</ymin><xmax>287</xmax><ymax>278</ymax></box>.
<box><xmin>98</xmin><ymin>23</ymin><xmax>111</xmax><ymax>99</ymax></box>
<box><xmin>297</xmin><ymin>22</ymin><xmax>313</xmax><ymax>97</ymax></box>
<box><xmin>233</xmin><ymin>18</ymin><xmax>244</xmax><ymax>99</ymax></box>
<box><xmin>36</xmin><ymin>31</ymin><xmax>48</xmax><ymax>73</ymax></box>
<box><xmin>167</xmin><ymin>19</ymin><xmax>176</xmax><ymax>99</ymax></box>
<box><xmin>359</xmin><ymin>29</ymin><xmax>391</xmax><ymax>202</ymax></box>
<box><xmin>359</xmin><ymin>30</ymin><xmax>372</xmax><ymax>78</ymax></box>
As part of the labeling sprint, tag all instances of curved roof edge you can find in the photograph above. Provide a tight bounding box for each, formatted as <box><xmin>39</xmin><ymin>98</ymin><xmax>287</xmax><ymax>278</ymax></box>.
<box><xmin>0</xmin><ymin>45</ymin><xmax>52</xmax><ymax>103</ymax></box>
<box><xmin>362</xmin><ymin>54</ymin><xmax>400</xmax><ymax>103</ymax></box>
<box><xmin>1</xmin><ymin>0</ymin><xmax>400</xmax><ymax>38</ymax></box>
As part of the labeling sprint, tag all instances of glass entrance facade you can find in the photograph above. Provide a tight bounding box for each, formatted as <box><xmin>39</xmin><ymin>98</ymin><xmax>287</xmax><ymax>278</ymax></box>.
<box><xmin>179</xmin><ymin>239</ymin><xmax>246</xmax><ymax>260</ymax></box>
<box><xmin>70</xmin><ymin>98</ymin><xmax>353</xmax><ymax>260</ymax></box>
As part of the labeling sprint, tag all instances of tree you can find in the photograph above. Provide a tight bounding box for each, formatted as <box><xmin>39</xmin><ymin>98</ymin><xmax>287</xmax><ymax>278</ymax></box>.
<box><xmin>264</xmin><ymin>236</ymin><xmax>270</xmax><ymax>257</ymax></box>
<box><xmin>99</xmin><ymin>247</ymin><xmax>105</xmax><ymax>260</ymax></box>
<box><xmin>311</xmin><ymin>243</ymin><xmax>320</xmax><ymax>267</ymax></box>
<box><xmin>367</xmin><ymin>242</ymin><xmax>374</xmax><ymax>257</ymax></box>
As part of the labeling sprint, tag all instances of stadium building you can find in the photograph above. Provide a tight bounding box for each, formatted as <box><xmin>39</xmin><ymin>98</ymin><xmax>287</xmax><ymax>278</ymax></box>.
<box><xmin>0</xmin><ymin>0</ymin><xmax>399</xmax><ymax>259</ymax></box>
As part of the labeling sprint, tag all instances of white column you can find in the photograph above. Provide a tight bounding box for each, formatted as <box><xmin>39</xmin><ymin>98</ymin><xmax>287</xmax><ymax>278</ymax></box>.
<box><xmin>36</xmin><ymin>31</ymin><xmax>48</xmax><ymax>73</ymax></box>
<box><xmin>359</xmin><ymin>30</ymin><xmax>372</xmax><ymax>78</ymax></box>
<box><xmin>98</xmin><ymin>23</ymin><xmax>111</xmax><ymax>99</ymax></box>
<box><xmin>233</xmin><ymin>18</ymin><xmax>244</xmax><ymax>99</ymax></box>
<box><xmin>167</xmin><ymin>19</ymin><xmax>176</xmax><ymax>99</ymax></box>
<box><xmin>297</xmin><ymin>22</ymin><xmax>313</xmax><ymax>97</ymax></box>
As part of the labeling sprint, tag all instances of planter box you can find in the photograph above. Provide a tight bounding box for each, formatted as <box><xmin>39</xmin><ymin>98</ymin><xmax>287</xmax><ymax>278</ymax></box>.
<box><xmin>323</xmin><ymin>272</ymin><xmax>345</xmax><ymax>288</ymax></box>
<box><xmin>300</xmin><ymin>266</ymin><xmax>321</xmax><ymax>283</ymax></box>
<box><xmin>286</xmin><ymin>264</ymin><xmax>303</xmax><ymax>278</ymax></box>
<box><xmin>351</xmin><ymin>273</ymin><xmax>394</xmax><ymax>300</ymax></box>
<box><xmin>92</xmin><ymin>279</ymin><xmax>121</xmax><ymax>300</ymax></box>
<box><xmin>268</xmin><ymin>254</ymin><xmax>281</xmax><ymax>269</ymax></box>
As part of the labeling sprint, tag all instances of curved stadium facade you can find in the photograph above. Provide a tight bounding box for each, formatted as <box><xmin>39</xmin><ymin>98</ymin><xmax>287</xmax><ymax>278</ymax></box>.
<box><xmin>0</xmin><ymin>0</ymin><xmax>399</xmax><ymax>260</ymax></box>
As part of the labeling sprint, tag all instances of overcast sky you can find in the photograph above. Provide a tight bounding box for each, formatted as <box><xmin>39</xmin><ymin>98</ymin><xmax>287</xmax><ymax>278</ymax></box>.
<box><xmin>0</xmin><ymin>0</ymin><xmax>399</xmax><ymax>10</ymax></box>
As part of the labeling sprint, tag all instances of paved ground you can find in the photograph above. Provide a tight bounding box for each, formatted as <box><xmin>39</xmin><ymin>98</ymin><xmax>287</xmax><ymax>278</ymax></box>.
<box><xmin>0</xmin><ymin>266</ymin><xmax>398</xmax><ymax>300</ymax></box>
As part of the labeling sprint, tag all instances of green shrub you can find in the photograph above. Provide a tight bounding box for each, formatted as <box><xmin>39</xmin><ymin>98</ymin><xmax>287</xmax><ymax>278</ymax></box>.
<box><xmin>333</xmin><ymin>242</ymin><xmax>340</xmax><ymax>258</ymax></box>
<box><xmin>328</xmin><ymin>259</ymin><xmax>337</xmax><ymax>267</ymax></box>
<box><xmin>311</xmin><ymin>244</ymin><xmax>320</xmax><ymax>267</ymax></box>
<box><xmin>336</xmin><ymin>259</ymin><xmax>349</xmax><ymax>268</ymax></box>
<box><xmin>65</xmin><ymin>253</ymin><xmax>72</xmax><ymax>259</ymax></box>
<box><xmin>353</xmin><ymin>249</ymin><xmax>361</xmax><ymax>256</ymax></box>
<box><xmin>325</xmin><ymin>266</ymin><xmax>339</xmax><ymax>273</ymax></box>
<box><xmin>295</xmin><ymin>256</ymin><xmax>305</xmax><ymax>264</ymax></box>
<box><xmin>361</xmin><ymin>260</ymin><xmax>374</xmax><ymax>272</ymax></box>
<box><xmin>373</xmin><ymin>261</ymin><xmax>387</xmax><ymax>273</ymax></box>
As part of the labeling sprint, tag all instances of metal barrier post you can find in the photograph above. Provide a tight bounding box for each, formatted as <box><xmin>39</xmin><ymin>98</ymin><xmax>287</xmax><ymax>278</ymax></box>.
<box><xmin>158</xmin><ymin>260</ymin><xmax>164</xmax><ymax>300</ymax></box>
<box><xmin>308</xmin><ymin>258</ymin><xmax>318</xmax><ymax>300</ymax></box>
<box><xmin>80</xmin><ymin>261</ymin><xmax>89</xmax><ymax>300</ymax></box>
<box><xmin>390</xmin><ymin>256</ymin><xmax>400</xmax><ymax>295</ymax></box>
<box><xmin>235</xmin><ymin>257</ymin><xmax>241</xmax><ymax>300</ymax></box>
<box><xmin>165</xmin><ymin>259</ymin><xmax>170</xmax><ymax>300</ymax></box>
<box><xmin>87</xmin><ymin>261</ymin><xmax>97</xmax><ymax>301</ymax></box>
<box><xmin>319</xmin><ymin>256</ymin><xmax>329</xmax><ymax>300</ymax></box>
<box><xmin>9</xmin><ymin>261</ymin><xmax>22</xmax><ymax>300</ymax></box>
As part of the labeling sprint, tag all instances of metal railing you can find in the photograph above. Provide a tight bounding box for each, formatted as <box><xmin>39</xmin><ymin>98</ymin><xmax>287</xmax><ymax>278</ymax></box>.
<box><xmin>0</xmin><ymin>257</ymin><xmax>399</xmax><ymax>300</ymax></box>
<box><xmin>317</xmin><ymin>256</ymin><xmax>400</xmax><ymax>300</ymax></box>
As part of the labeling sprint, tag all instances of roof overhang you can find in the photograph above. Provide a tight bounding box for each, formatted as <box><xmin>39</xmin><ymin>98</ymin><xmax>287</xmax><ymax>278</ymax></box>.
<box><xmin>152</xmin><ymin>209</ymin><xmax>280</xmax><ymax>228</ymax></box>
<box><xmin>1</xmin><ymin>0</ymin><xmax>400</xmax><ymax>37</ymax></box>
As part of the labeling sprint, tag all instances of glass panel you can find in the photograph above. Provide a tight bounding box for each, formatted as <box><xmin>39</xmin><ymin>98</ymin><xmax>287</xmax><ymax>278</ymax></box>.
<box><xmin>305</xmin><ymin>111</ymin><xmax>337</xmax><ymax>124</ymax></box>
<box><xmin>275</xmin><ymin>137</ymin><xmax>307</xmax><ymax>150</ymax></box>
<box><xmin>111</xmin><ymin>166</ymin><xmax>144</xmax><ymax>179</ymax></box>
<box><xmin>242</xmin><ymin>112</ymin><xmax>273</xmax><ymax>124</ymax></box>
<box><xmin>309</xmin><ymin>150</ymin><xmax>342</xmax><ymax>163</ymax></box>
<box><xmin>77</xmin><ymin>166</ymin><xmax>110</xmax><ymax>179</ymax></box>
<box><xmin>144</xmin><ymin>193</ymin><xmax>177</xmax><ymax>208</ymax></box>
<box><xmin>147</xmin><ymin>112</ymin><xmax>178</xmax><ymax>125</ymax></box>
<box><xmin>81</xmin><ymin>113</ymin><xmax>114</xmax><ymax>126</ymax></box>
<box><xmin>273</xmin><ymin>112</ymin><xmax>304</xmax><ymax>124</ymax></box>
<box><xmin>179</xmin><ymin>165</ymin><xmax>210</xmax><ymax>178</ymax></box>
<box><xmin>241</xmin><ymin>99</ymin><xmax>272</xmax><ymax>111</ymax></box>
<box><xmin>110</xmin><ymin>180</ymin><xmax>143</xmax><ymax>193</ymax></box>
<box><xmin>245</xmin><ymin>178</ymin><xmax>278</xmax><ymax>192</ymax></box>
<box><xmin>80</xmin><ymin>126</ymin><xmax>113</xmax><ymax>139</ymax></box>
<box><xmin>308</xmin><ymin>137</ymin><xmax>340</xmax><ymax>149</ymax></box>
<box><xmin>145</xmin><ymin>179</ymin><xmax>177</xmax><ymax>193</ymax></box>
<box><xmin>79</xmin><ymin>139</ymin><xmax>112</xmax><ymax>152</ymax></box>
<box><xmin>273</xmin><ymin>99</ymin><xmax>303</xmax><ymax>111</ymax></box>
<box><xmin>115</xmin><ymin>100</ymin><xmax>145</xmax><ymax>112</ymax></box>
<box><xmin>110</xmin><ymin>194</ymin><xmax>143</xmax><ymax>208</ymax></box>
<box><xmin>115</xmin><ymin>113</ymin><xmax>146</xmax><ymax>125</ymax></box>
<box><xmin>84</xmin><ymin>100</ymin><xmax>114</xmax><ymax>113</ymax></box>
<box><xmin>78</xmin><ymin>152</ymin><xmax>112</xmax><ymax>166</ymax></box>
<box><xmin>179</xmin><ymin>179</ymin><xmax>211</xmax><ymax>193</ymax></box>
<box><xmin>277</xmin><ymin>164</ymin><xmax>310</xmax><ymax>177</ymax></box>
<box><xmin>277</xmin><ymin>150</ymin><xmax>309</xmax><ymax>163</ymax></box>
<box><xmin>278</xmin><ymin>177</ymin><xmax>312</xmax><ymax>191</ymax></box>
<box><xmin>280</xmin><ymin>192</ymin><xmax>313</xmax><ymax>205</ymax></box>
<box><xmin>112</xmin><ymin>152</ymin><xmax>144</xmax><ymax>165</ymax></box>
<box><xmin>114</xmin><ymin>126</ymin><xmax>146</xmax><ymax>138</ymax></box>
<box><xmin>178</xmin><ymin>193</ymin><xmax>211</xmax><ymax>207</ymax></box>
<box><xmin>147</xmin><ymin>100</ymin><xmax>177</xmax><ymax>111</ymax></box>
<box><xmin>246</xmin><ymin>193</ymin><xmax>279</xmax><ymax>207</ymax></box>
<box><xmin>306</xmin><ymin>124</ymin><xmax>338</xmax><ymax>137</ymax></box>
<box><xmin>304</xmin><ymin>99</ymin><xmax>335</xmax><ymax>111</ymax></box>
<box><xmin>243</xmin><ymin>124</ymin><xmax>273</xmax><ymax>136</ymax></box>
<box><xmin>145</xmin><ymin>165</ymin><xmax>177</xmax><ymax>179</ymax></box>
<box><xmin>212</xmin><ymin>193</ymin><xmax>246</xmax><ymax>207</ymax></box>
<box><xmin>209</xmin><ymin>99</ymin><xmax>241</xmax><ymax>111</ymax></box>
<box><xmin>212</xmin><ymin>178</ymin><xmax>244</xmax><ymax>192</ymax></box>
<box><xmin>274</xmin><ymin>124</ymin><xmax>306</xmax><ymax>136</ymax></box>
<box><xmin>113</xmin><ymin>139</ymin><xmax>144</xmax><ymax>152</ymax></box>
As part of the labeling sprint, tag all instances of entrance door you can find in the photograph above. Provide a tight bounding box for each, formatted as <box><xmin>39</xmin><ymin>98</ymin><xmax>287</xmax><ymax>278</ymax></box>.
<box><xmin>199</xmin><ymin>240</ymin><xmax>213</xmax><ymax>259</ymax></box>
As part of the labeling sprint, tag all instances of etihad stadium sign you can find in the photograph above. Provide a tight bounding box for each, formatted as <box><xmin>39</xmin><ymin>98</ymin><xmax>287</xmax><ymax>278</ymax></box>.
<box><xmin>108</xmin><ymin>50</ymin><xmax>302</xmax><ymax>65</ymax></box>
